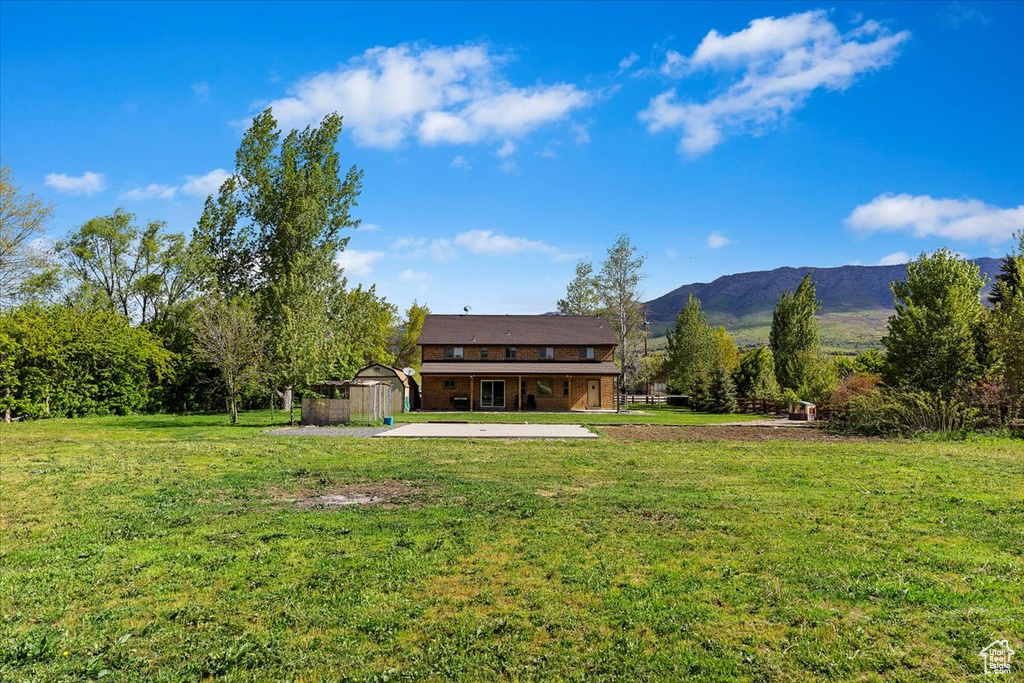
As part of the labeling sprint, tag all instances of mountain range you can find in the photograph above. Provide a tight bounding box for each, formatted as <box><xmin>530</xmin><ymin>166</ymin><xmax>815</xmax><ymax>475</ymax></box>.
<box><xmin>644</xmin><ymin>258</ymin><xmax>1003</xmax><ymax>352</ymax></box>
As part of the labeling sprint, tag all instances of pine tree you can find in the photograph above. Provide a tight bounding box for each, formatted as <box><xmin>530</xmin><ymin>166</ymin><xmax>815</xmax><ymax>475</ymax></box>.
<box><xmin>707</xmin><ymin>366</ymin><xmax>737</xmax><ymax>414</ymax></box>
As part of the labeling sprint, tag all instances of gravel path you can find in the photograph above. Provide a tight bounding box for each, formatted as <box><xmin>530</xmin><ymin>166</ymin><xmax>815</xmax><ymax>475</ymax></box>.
<box><xmin>268</xmin><ymin>426</ymin><xmax>394</xmax><ymax>437</ymax></box>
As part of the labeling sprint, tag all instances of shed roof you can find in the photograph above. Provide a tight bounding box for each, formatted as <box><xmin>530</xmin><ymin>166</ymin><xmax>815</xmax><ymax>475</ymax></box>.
<box><xmin>355</xmin><ymin>363</ymin><xmax>411</xmax><ymax>387</ymax></box>
<box><xmin>418</xmin><ymin>315</ymin><xmax>616</xmax><ymax>346</ymax></box>
<box><xmin>419</xmin><ymin>361</ymin><xmax>620</xmax><ymax>376</ymax></box>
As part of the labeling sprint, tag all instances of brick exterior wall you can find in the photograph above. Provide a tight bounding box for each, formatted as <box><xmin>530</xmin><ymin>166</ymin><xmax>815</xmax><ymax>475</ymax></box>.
<box><xmin>419</xmin><ymin>374</ymin><xmax>615</xmax><ymax>411</ymax></box>
<box><xmin>422</xmin><ymin>344</ymin><xmax>614</xmax><ymax>363</ymax></box>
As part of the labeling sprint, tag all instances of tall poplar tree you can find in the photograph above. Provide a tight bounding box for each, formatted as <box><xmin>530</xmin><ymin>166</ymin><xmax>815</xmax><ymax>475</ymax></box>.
<box><xmin>193</xmin><ymin>108</ymin><xmax>366</xmax><ymax>415</ymax></box>
<box><xmin>769</xmin><ymin>273</ymin><xmax>821</xmax><ymax>391</ymax></box>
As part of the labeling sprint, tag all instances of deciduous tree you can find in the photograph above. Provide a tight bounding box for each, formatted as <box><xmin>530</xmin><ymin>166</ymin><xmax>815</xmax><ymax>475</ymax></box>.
<box><xmin>770</xmin><ymin>273</ymin><xmax>822</xmax><ymax>392</ymax></box>
<box><xmin>665</xmin><ymin>294</ymin><xmax>716</xmax><ymax>394</ymax></box>
<box><xmin>192</xmin><ymin>296</ymin><xmax>266</xmax><ymax>424</ymax></box>
<box><xmin>0</xmin><ymin>166</ymin><xmax>53</xmax><ymax>307</ymax></box>
<box><xmin>597</xmin><ymin>234</ymin><xmax>646</xmax><ymax>393</ymax></box>
<box><xmin>882</xmin><ymin>248</ymin><xmax>987</xmax><ymax>395</ymax></box>
<box><xmin>557</xmin><ymin>260</ymin><xmax>601</xmax><ymax>315</ymax></box>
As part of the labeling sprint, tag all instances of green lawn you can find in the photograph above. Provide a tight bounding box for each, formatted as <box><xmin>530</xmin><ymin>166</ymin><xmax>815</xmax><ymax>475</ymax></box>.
<box><xmin>2</xmin><ymin>413</ymin><xmax>1022</xmax><ymax>680</ymax></box>
<box><xmin>397</xmin><ymin>405</ymin><xmax>761</xmax><ymax>425</ymax></box>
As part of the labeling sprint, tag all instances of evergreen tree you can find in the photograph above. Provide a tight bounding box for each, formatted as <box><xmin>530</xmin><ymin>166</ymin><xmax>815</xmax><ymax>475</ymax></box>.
<box><xmin>988</xmin><ymin>230</ymin><xmax>1024</xmax><ymax>306</ymax></box>
<box><xmin>706</xmin><ymin>366</ymin><xmax>737</xmax><ymax>414</ymax></box>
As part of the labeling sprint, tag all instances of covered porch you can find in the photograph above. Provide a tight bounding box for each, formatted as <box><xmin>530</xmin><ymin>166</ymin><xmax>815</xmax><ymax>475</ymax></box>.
<box><xmin>418</xmin><ymin>362</ymin><xmax>618</xmax><ymax>412</ymax></box>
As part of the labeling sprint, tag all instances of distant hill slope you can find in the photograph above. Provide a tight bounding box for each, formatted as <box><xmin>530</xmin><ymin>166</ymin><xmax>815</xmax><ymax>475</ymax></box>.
<box><xmin>645</xmin><ymin>258</ymin><xmax>1002</xmax><ymax>352</ymax></box>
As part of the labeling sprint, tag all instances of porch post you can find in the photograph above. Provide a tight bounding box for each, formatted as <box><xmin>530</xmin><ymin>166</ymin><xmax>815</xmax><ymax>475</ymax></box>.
<box><xmin>518</xmin><ymin>375</ymin><xmax>522</xmax><ymax>411</ymax></box>
<box><xmin>469</xmin><ymin>375</ymin><xmax>474</xmax><ymax>412</ymax></box>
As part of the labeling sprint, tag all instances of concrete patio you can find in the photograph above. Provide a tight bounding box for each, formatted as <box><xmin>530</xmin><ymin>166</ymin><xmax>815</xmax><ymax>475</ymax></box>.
<box><xmin>373</xmin><ymin>423</ymin><xmax>598</xmax><ymax>439</ymax></box>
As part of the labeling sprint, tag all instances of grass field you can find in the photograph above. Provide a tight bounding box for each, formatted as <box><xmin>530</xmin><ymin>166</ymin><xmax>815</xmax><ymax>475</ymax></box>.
<box><xmin>2</xmin><ymin>413</ymin><xmax>1022</xmax><ymax>680</ymax></box>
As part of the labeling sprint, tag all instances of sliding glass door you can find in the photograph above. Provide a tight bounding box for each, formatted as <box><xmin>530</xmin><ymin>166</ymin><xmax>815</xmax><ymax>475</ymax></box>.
<box><xmin>480</xmin><ymin>380</ymin><xmax>505</xmax><ymax>408</ymax></box>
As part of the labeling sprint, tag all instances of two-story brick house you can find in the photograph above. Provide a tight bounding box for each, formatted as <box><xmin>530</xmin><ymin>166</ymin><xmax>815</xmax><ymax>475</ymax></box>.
<box><xmin>417</xmin><ymin>314</ymin><xmax>619</xmax><ymax>411</ymax></box>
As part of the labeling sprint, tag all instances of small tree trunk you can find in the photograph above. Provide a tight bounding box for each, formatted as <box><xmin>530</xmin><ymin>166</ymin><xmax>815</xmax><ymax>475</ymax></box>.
<box><xmin>3</xmin><ymin>387</ymin><xmax>10</xmax><ymax>423</ymax></box>
<box><xmin>230</xmin><ymin>396</ymin><xmax>238</xmax><ymax>424</ymax></box>
<box><xmin>282</xmin><ymin>386</ymin><xmax>294</xmax><ymax>424</ymax></box>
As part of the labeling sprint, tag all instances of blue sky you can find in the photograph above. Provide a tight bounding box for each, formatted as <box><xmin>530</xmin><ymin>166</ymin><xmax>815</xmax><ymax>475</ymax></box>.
<box><xmin>2</xmin><ymin>1</ymin><xmax>1021</xmax><ymax>314</ymax></box>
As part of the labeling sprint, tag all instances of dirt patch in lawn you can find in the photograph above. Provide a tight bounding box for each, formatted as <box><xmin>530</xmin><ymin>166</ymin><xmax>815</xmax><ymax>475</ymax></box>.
<box><xmin>601</xmin><ymin>425</ymin><xmax>874</xmax><ymax>443</ymax></box>
<box><xmin>269</xmin><ymin>479</ymin><xmax>428</xmax><ymax>509</ymax></box>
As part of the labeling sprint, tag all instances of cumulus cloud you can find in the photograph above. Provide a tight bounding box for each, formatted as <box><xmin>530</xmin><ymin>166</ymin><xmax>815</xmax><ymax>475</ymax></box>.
<box><xmin>450</xmin><ymin>155</ymin><xmax>472</xmax><ymax>170</ymax></box>
<box><xmin>261</xmin><ymin>43</ymin><xmax>592</xmax><ymax>149</ymax></box>
<box><xmin>847</xmin><ymin>193</ymin><xmax>1024</xmax><ymax>244</ymax></box>
<box><xmin>706</xmin><ymin>231</ymin><xmax>731</xmax><ymax>249</ymax></box>
<box><xmin>639</xmin><ymin>10</ymin><xmax>910</xmax><ymax>156</ymax></box>
<box><xmin>121</xmin><ymin>184</ymin><xmax>177</xmax><ymax>201</ymax></box>
<box><xmin>398</xmin><ymin>269</ymin><xmax>430</xmax><ymax>282</ymax></box>
<box><xmin>44</xmin><ymin>171</ymin><xmax>106</xmax><ymax>195</ymax></box>
<box><xmin>181</xmin><ymin>169</ymin><xmax>231</xmax><ymax>197</ymax></box>
<box><xmin>877</xmin><ymin>251</ymin><xmax>910</xmax><ymax>266</ymax></box>
<box><xmin>454</xmin><ymin>230</ymin><xmax>574</xmax><ymax>260</ymax></box>
<box><xmin>120</xmin><ymin>168</ymin><xmax>230</xmax><ymax>202</ymax></box>
<box><xmin>392</xmin><ymin>230</ymin><xmax>574</xmax><ymax>262</ymax></box>
<box><xmin>617</xmin><ymin>52</ymin><xmax>640</xmax><ymax>73</ymax></box>
<box><xmin>336</xmin><ymin>249</ymin><xmax>385</xmax><ymax>277</ymax></box>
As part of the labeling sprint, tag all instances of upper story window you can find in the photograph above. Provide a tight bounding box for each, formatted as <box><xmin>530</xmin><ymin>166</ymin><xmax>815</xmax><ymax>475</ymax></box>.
<box><xmin>480</xmin><ymin>347</ymin><xmax>489</xmax><ymax>359</ymax></box>
<box><xmin>505</xmin><ymin>346</ymin><xmax>517</xmax><ymax>359</ymax></box>
<box><xmin>579</xmin><ymin>346</ymin><xmax>595</xmax><ymax>360</ymax></box>
<box><xmin>444</xmin><ymin>346</ymin><xmax>464</xmax><ymax>359</ymax></box>
<box><xmin>539</xmin><ymin>346</ymin><xmax>555</xmax><ymax>359</ymax></box>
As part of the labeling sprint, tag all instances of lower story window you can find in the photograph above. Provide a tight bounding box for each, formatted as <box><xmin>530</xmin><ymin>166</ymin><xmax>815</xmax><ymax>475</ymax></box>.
<box><xmin>444</xmin><ymin>379</ymin><xmax>456</xmax><ymax>389</ymax></box>
<box><xmin>563</xmin><ymin>380</ymin><xmax>570</xmax><ymax>397</ymax></box>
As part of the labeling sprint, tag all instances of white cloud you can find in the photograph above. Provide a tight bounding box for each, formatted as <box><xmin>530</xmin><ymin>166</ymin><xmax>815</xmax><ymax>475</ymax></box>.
<box><xmin>392</xmin><ymin>230</ymin><xmax>574</xmax><ymax>262</ymax></box>
<box><xmin>192</xmin><ymin>82</ymin><xmax>211</xmax><ymax>102</ymax></box>
<box><xmin>398</xmin><ymin>269</ymin><xmax>430</xmax><ymax>282</ymax></box>
<box><xmin>121</xmin><ymin>183</ymin><xmax>177</xmax><ymax>201</ymax></box>
<box><xmin>706</xmin><ymin>231</ymin><xmax>731</xmax><ymax>249</ymax></box>
<box><xmin>44</xmin><ymin>171</ymin><xmax>106</xmax><ymax>195</ymax></box>
<box><xmin>877</xmin><ymin>251</ymin><xmax>910</xmax><ymax>266</ymax></box>
<box><xmin>181</xmin><ymin>168</ymin><xmax>230</xmax><ymax>197</ymax></box>
<box><xmin>847</xmin><ymin>193</ymin><xmax>1024</xmax><ymax>244</ymax></box>
<box><xmin>617</xmin><ymin>52</ymin><xmax>640</xmax><ymax>73</ymax></box>
<box><xmin>360</xmin><ymin>222</ymin><xmax>380</xmax><ymax>231</ymax></box>
<box><xmin>454</xmin><ymin>230</ymin><xmax>573</xmax><ymax>260</ymax></box>
<box><xmin>570</xmin><ymin>122</ymin><xmax>591</xmax><ymax>146</ymax></box>
<box><xmin>660</xmin><ymin>50</ymin><xmax>686</xmax><ymax>76</ymax></box>
<box><xmin>260</xmin><ymin>43</ymin><xmax>592</xmax><ymax>149</ymax></box>
<box><xmin>120</xmin><ymin>168</ymin><xmax>230</xmax><ymax>202</ymax></box>
<box><xmin>336</xmin><ymin>249</ymin><xmax>385</xmax><ymax>277</ymax></box>
<box><xmin>496</xmin><ymin>140</ymin><xmax>517</xmax><ymax>159</ymax></box>
<box><xmin>450</xmin><ymin>155</ymin><xmax>472</xmax><ymax>170</ymax></box>
<box><xmin>639</xmin><ymin>11</ymin><xmax>910</xmax><ymax>156</ymax></box>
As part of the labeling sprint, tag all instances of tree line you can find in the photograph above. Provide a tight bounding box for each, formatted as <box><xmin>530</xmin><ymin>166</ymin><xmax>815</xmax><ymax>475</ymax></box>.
<box><xmin>660</xmin><ymin>241</ymin><xmax>1024</xmax><ymax>427</ymax></box>
<box><xmin>0</xmin><ymin>110</ymin><xmax>429</xmax><ymax>423</ymax></box>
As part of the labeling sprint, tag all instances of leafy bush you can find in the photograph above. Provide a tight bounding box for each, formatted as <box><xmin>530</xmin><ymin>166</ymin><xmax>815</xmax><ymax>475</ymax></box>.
<box><xmin>830</xmin><ymin>389</ymin><xmax>982</xmax><ymax>438</ymax></box>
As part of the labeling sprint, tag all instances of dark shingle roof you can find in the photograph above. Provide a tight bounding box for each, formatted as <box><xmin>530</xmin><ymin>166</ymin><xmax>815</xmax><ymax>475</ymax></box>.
<box><xmin>418</xmin><ymin>315</ymin><xmax>616</xmax><ymax>346</ymax></box>
<box><xmin>419</xmin><ymin>362</ymin><xmax>620</xmax><ymax>376</ymax></box>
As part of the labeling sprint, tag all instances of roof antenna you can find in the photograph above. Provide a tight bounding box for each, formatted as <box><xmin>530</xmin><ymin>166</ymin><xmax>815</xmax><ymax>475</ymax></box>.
<box><xmin>463</xmin><ymin>306</ymin><xmax>471</xmax><ymax>315</ymax></box>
